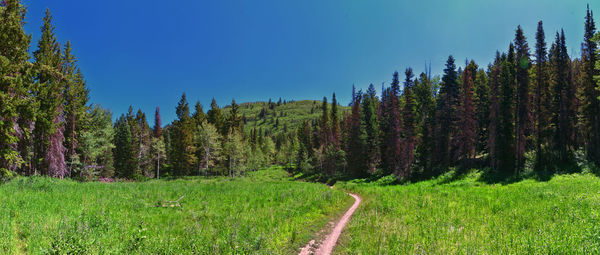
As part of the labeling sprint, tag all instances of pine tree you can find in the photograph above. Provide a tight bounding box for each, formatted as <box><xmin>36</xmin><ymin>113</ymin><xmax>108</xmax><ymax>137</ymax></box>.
<box><xmin>134</xmin><ymin>109</ymin><xmax>152</xmax><ymax>177</ymax></box>
<box><xmin>80</xmin><ymin>105</ymin><xmax>114</xmax><ymax>178</ymax></box>
<box><xmin>207</xmin><ymin>98</ymin><xmax>225</xmax><ymax>136</ymax></box>
<box><xmin>361</xmin><ymin>84</ymin><xmax>380</xmax><ymax>174</ymax></box>
<box><xmin>534</xmin><ymin>20</ymin><xmax>548</xmax><ymax>169</ymax></box>
<box><xmin>435</xmin><ymin>56</ymin><xmax>460</xmax><ymax>168</ymax></box>
<box><xmin>400</xmin><ymin>68</ymin><xmax>418</xmax><ymax>178</ymax></box>
<box><xmin>33</xmin><ymin>9</ymin><xmax>64</xmax><ymax>175</ymax></box>
<box><xmin>381</xmin><ymin>71</ymin><xmax>402</xmax><ymax>174</ymax></box>
<box><xmin>319</xmin><ymin>97</ymin><xmax>330</xmax><ymax>149</ymax></box>
<box><xmin>347</xmin><ymin>90</ymin><xmax>365</xmax><ymax>177</ymax></box>
<box><xmin>514</xmin><ymin>26</ymin><xmax>532</xmax><ymax>171</ymax></box>
<box><xmin>456</xmin><ymin>66</ymin><xmax>477</xmax><ymax>164</ymax></box>
<box><xmin>154</xmin><ymin>107</ymin><xmax>163</xmax><ymax>138</ymax></box>
<box><xmin>170</xmin><ymin>93</ymin><xmax>197</xmax><ymax>175</ymax></box>
<box><xmin>498</xmin><ymin>45</ymin><xmax>517</xmax><ymax>173</ymax></box>
<box><xmin>549</xmin><ymin>30</ymin><xmax>574</xmax><ymax>162</ymax></box>
<box><xmin>226</xmin><ymin>99</ymin><xmax>242</xmax><ymax>134</ymax></box>
<box><xmin>581</xmin><ymin>4</ymin><xmax>600</xmax><ymax>165</ymax></box>
<box><xmin>192</xmin><ymin>101</ymin><xmax>205</xmax><ymax>129</ymax></box>
<box><xmin>331</xmin><ymin>93</ymin><xmax>341</xmax><ymax>148</ymax></box>
<box><xmin>0</xmin><ymin>0</ymin><xmax>31</xmax><ymax>174</ymax></box>
<box><xmin>113</xmin><ymin>115</ymin><xmax>135</xmax><ymax>178</ymax></box>
<box><xmin>488</xmin><ymin>52</ymin><xmax>502</xmax><ymax>170</ymax></box>
<box><xmin>62</xmin><ymin>41</ymin><xmax>89</xmax><ymax>175</ymax></box>
<box><xmin>413</xmin><ymin>73</ymin><xmax>436</xmax><ymax>176</ymax></box>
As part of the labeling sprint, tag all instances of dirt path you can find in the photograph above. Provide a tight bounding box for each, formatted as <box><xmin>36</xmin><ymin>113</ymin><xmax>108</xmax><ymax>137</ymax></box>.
<box><xmin>299</xmin><ymin>192</ymin><xmax>361</xmax><ymax>255</ymax></box>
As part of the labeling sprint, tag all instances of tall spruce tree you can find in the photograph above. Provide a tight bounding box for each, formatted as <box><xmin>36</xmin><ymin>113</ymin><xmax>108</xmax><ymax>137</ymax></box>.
<box><xmin>381</xmin><ymin>72</ymin><xmax>402</xmax><ymax>174</ymax></box>
<box><xmin>347</xmin><ymin>90</ymin><xmax>365</xmax><ymax>177</ymax></box>
<box><xmin>514</xmin><ymin>26</ymin><xmax>532</xmax><ymax>171</ymax></box>
<box><xmin>170</xmin><ymin>93</ymin><xmax>197</xmax><ymax>175</ymax></box>
<box><xmin>581</xmin><ymin>5</ymin><xmax>600</xmax><ymax>165</ymax></box>
<box><xmin>435</xmin><ymin>56</ymin><xmax>460</xmax><ymax>169</ymax></box>
<box><xmin>549</xmin><ymin>30</ymin><xmax>574</xmax><ymax>162</ymax></box>
<box><xmin>534</xmin><ymin>20</ymin><xmax>548</xmax><ymax>169</ymax></box>
<box><xmin>488</xmin><ymin>52</ymin><xmax>502</xmax><ymax>170</ymax></box>
<box><xmin>33</xmin><ymin>9</ymin><xmax>65</xmax><ymax>176</ymax></box>
<box><xmin>62</xmin><ymin>41</ymin><xmax>89</xmax><ymax>174</ymax></box>
<box><xmin>207</xmin><ymin>98</ymin><xmax>225</xmax><ymax>136</ymax></box>
<box><xmin>400</xmin><ymin>68</ymin><xmax>418</xmax><ymax>178</ymax></box>
<box><xmin>498</xmin><ymin>46</ymin><xmax>517</xmax><ymax>174</ymax></box>
<box><xmin>113</xmin><ymin>115</ymin><xmax>136</xmax><ymax>178</ymax></box>
<box><xmin>331</xmin><ymin>93</ymin><xmax>341</xmax><ymax>148</ymax></box>
<box><xmin>414</xmin><ymin>73</ymin><xmax>436</xmax><ymax>176</ymax></box>
<box><xmin>361</xmin><ymin>84</ymin><xmax>380</xmax><ymax>174</ymax></box>
<box><xmin>0</xmin><ymin>0</ymin><xmax>31</xmax><ymax>174</ymax></box>
<box><xmin>457</xmin><ymin>65</ymin><xmax>477</xmax><ymax>165</ymax></box>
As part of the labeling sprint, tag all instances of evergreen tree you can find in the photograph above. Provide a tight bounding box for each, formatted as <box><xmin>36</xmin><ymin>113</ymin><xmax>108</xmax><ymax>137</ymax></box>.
<box><xmin>0</xmin><ymin>0</ymin><xmax>31</xmax><ymax>174</ymax></box>
<box><xmin>33</xmin><ymin>9</ymin><xmax>64</xmax><ymax>175</ymax></box>
<box><xmin>456</xmin><ymin>66</ymin><xmax>477</xmax><ymax>164</ymax></box>
<box><xmin>498</xmin><ymin>45</ymin><xmax>517</xmax><ymax>173</ymax></box>
<box><xmin>581</xmin><ymin>5</ymin><xmax>600</xmax><ymax>165</ymax></box>
<box><xmin>347</xmin><ymin>91</ymin><xmax>365</xmax><ymax>177</ymax></box>
<box><xmin>534</xmin><ymin>20</ymin><xmax>549</xmax><ymax>169</ymax></box>
<box><xmin>400</xmin><ymin>68</ymin><xmax>418</xmax><ymax>178</ymax></box>
<box><xmin>113</xmin><ymin>115</ymin><xmax>136</xmax><ymax>178</ymax></box>
<box><xmin>331</xmin><ymin>93</ymin><xmax>341</xmax><ymax>148</ymax></box>
<box><xmin>549</xmin><ymin>30</ymin><xmax>574</xmax><ymax>162</ymax></box>
<box><xmin>361</xmin><ymin>84</ymin><xmax>380</xmax><ymax>174</ymax></box>
<box><xmin>80</xmin><ymin>105</ymin><xmax>115</xmax><ymax>178</ymax></box>
<box><xmin>381</xmin><ymin>71</ymin><xmax>402</xmax><ymax>174</ymax></box>
<box><xmin>170</xmin><ymin>93</ymin><xmax>197</xmax><ymax>175</ymax></box>
<box><xmin>414</xmin><ymin>73</ymin><xmax>436</xmax><ymax>176</ymax></box>
<box><xmin>62</xmin><ymin>41</ymin><xmax>89</xmax><ymax>175</ymax></box>
<box><xmin>226</xmin><ymin>99</ymin><xmax>242</xmax><ymax>134</ymax></box>
<box><xmin>488</xmin><ymin>52</ymin><xmax>502</xmax><ymax>170</ymax></box>
<box><xmin>319</xmin><ymin>97</ymin><xmax>330</xmax><ymax>149</ymax></box>
<box><xmin>192</xmin><ymin>101</ymin><xmax>205</xmax><ymax>129</ymax></box>
<box><xmin>153</xmin><ymin>107</ymin><xmax>162</xmax><ymax>138</ymax></box>
<box><xmin>514</xmin><ymin>26</ymin><xmax>532</xmax><ymax>171</ymax></box>
<box><xmin>207</xmin><ymin>98</ymin><xmax>225</xmax><ymax>136</ymax></box>
<box><xmin>435</xmin><ymin>56</ymin><xmax>460</xmax><ymax>168</ymax></box>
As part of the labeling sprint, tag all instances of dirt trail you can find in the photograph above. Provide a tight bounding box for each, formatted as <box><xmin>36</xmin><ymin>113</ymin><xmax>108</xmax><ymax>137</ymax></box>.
<box><xmin>299</xmin><ymin>192</ymin><xmax>361</xmax><ymax>255</ymax></box>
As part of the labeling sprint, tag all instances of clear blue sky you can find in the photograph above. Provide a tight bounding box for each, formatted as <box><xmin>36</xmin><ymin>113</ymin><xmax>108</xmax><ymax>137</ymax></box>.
<box><xmin>21</xmin><ymin>0</ymin><xmax>598</xmax><ymax>124</ymax></box>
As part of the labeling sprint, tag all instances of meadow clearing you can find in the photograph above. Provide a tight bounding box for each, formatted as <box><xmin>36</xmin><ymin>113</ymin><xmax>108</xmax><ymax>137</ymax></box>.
<box><xmin>335</xmin><ymin>171</ymin><xmax>600</xmax><ymax>254</ymax></box>
<box><xmin>0</xmin><ymin>167</ymin><xmax>352</xmax><ymax>254</ymax></box>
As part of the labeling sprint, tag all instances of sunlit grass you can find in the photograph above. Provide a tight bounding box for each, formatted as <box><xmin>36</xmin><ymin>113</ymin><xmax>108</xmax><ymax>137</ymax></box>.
<box><xmin>0</xmin><ymin>166</ymin><xmax>352</xmax><ymax>254</ymax></box>
<box><xmin>335</xmin><ymin>171</ymin><xmax>600</xmax><ymax>254</ymax></box>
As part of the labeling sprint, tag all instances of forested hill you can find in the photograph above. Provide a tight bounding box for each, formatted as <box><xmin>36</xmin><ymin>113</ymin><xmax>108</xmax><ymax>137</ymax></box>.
<box><xmin>225</xmin><ymin>99</ymin><xmax>350</xmax><ymax>136</ymax></box>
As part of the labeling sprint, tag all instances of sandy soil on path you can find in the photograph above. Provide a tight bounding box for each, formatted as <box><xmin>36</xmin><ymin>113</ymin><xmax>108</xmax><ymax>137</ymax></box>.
<box><xmin>299</xmin><ymin>192</ymin><xmax>361</xmax><ymax>255</ymax></box>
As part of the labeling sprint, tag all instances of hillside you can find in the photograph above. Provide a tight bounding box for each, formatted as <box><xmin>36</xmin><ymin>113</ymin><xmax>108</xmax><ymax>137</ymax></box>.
<box><xmin>225</xmin><ymin>99</ymin><xmax>351</xmax><ymax>136</ymax></box>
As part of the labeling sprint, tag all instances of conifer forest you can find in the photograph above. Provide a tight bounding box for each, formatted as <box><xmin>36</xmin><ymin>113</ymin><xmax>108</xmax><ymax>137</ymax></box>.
<box><xmin>2</xmin><ymin>1</ymin><xmax>600</xmax><ymax>254</ymax></box>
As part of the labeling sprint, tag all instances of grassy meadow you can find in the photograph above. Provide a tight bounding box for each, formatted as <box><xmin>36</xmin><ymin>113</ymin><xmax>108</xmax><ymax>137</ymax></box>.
<box><xmin>0</xmin><ymin>167</ymin><xmax>352</xmax><ymax>254</ymax></box>
<box><xmin>335</xmin><ymin>171</ymin><xmax>600</xmax><ymax>254</ymax></box>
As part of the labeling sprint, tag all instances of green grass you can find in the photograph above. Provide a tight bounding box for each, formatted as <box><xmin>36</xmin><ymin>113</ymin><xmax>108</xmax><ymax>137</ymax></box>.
<box><xmin>0</xmin><ymin>166</ymin><xmax>352</xmax><ymax>254</ymax></box>
<box><xmin>335</xmin><ymin>171</ymin><xmax>600</xmax><ymax>254</ymax></box>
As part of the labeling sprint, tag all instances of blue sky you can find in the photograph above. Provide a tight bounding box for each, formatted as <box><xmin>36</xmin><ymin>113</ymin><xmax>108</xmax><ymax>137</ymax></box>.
<box><xmin>21</xmin><ymin>0</ymin><xmax>598</xmax><ymax>124</ymax></box>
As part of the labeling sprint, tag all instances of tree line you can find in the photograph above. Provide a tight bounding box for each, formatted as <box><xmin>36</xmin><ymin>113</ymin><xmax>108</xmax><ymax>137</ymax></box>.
<box><xmin>2</xmin><ymin>1</ymin><xmax>600</xmax><ymax>182</ymax></box>
<box><xmin>0</xmin><ymin>1</ymin><xmax>289</xmax><ymax>180</ymax></box>
<box><xmin>295</xmin><ymin>5</ymin><xmax>600</xmax><ymax>181</ymax></box>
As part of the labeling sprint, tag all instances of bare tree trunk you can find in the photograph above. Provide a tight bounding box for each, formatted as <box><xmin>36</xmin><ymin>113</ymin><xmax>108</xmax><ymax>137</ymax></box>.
<box><xmin>156</xmin><ymin>151</ymin><xmax>160</xmax><ymax>179</ymax></box>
